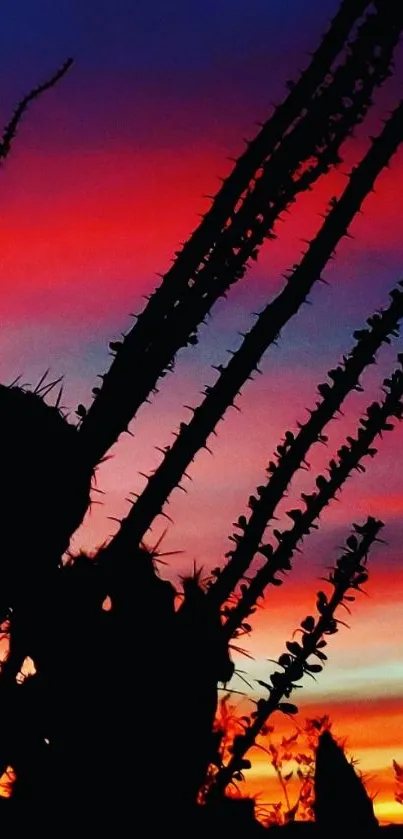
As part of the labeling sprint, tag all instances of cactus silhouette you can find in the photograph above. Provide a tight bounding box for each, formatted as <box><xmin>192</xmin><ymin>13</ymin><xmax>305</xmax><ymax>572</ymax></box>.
<box><xmin>0</xmin><ymin>3</ymin><xmax>403</xmax><ymax>834</ymax></box>
<box><xmin>207</xmin><ymin>280</ymin><xmax>403</xmax><ymax>612</ymax></box>
<box><xmin>78</xmin><ymin>1</ymin><xmax>402</xmax><ymax>468</ymax></box>
<box><xmin>224</xmin><ymin>359</ymin><xmax>403</xmax><ymax>638</ymax></box>
<box><xmin>101</xmin><ymin>102</ymin><xmax>403</xmax><ymax>559</ymax></box>
<box><xmin>208</xmin><ymin>517</ymin><xmax>383</xmax><ymax>796</ymax></box>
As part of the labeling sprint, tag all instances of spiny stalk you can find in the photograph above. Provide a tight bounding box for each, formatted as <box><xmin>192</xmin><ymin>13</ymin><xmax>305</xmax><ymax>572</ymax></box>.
<box><xmin>99</xmin><ymin>101</ymin><xmax>403</xmax><ymax>565</ymax></box>
<box><xmin>0</xmin><ymin>59</ymin><xmax>73</xmax><ymax>163</ymax></box>
<box><xmin>126</xmin><ymin>3</ymin><xmax>403</xmax><ymax>430</ymax></box>
<box><xmin>156</xmin><ymin>1</ymin><xmax>402</xmax><ymax>312</ymax></box>
<box><xmin>206</xmin><ymin>279</ymin><xmax>403</xmax><ymax>610</ymax></box>
<box><xmin>79</xmin><ymin>0</ymin><xmax>378</xmax><ymax>466</ymax></box>
<box><xmin>208</xmin><ymin>517</ymin><xmax>383</xmax><ymax>797</ymax></box>
<box><xmin>224</xmin><ymin>359</ymin><xmax>403</xmax><ymax>639</ymax></box>
<box><xmin>199</xmin><ymin>3</ymin><xmax>402</xmax><ymax>295</ymax></box>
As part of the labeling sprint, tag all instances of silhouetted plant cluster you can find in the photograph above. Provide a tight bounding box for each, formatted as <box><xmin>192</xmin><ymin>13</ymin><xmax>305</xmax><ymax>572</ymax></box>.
<box><xmin>0</xmin><ymin>2</ymin><xmax>402</xmax><ymax>834</ymax></box>
<box><xmin>208</xmin><ymin>707</ymin><xmax>332</xmax><ymax>826</ymax></box>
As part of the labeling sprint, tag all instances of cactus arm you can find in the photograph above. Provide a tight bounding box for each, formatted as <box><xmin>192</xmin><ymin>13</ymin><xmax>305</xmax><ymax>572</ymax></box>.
<box><xmin>209</xmin><ymin>517</ymin><xmax>383</xmax><ymax>797</ymax></box>
<box><xmin>207</xmin><ymin>281</ymin><xmax>403</xmax><ymax>610</ymax></box>
<box><xmin>100</xmin><ymin>101</ymin><xmax>403</xmax><ymax>562</ymax></box>
<box><xmin>0</xmin><ymin>59</ymin><xmax>73</xmax><ymax>163</ymax></box>
<box><xmin>79</xmin><ymin>1</ymin><xmax>375</xmax><ymax>467</ymax></box>
<box><xmin>201</xmin><ymin>3</ymin><xmax>402</xmax><ymax>301</ymax></box>
<box><xmin>224</xmin><ymin>360</ymin><xmax>403</xmax><ymax>638</ymax></box>
<box><xmin>140</xmin><ymin>12</ymin><xmax>400</xmax><ymax>395</ymax></box>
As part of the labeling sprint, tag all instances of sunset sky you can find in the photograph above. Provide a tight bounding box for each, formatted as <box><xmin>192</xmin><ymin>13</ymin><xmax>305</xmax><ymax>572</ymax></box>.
<box><xmin>1</xmin><ymin>0</ymin><xmax>403</xmax><ymax>824</ymax></box>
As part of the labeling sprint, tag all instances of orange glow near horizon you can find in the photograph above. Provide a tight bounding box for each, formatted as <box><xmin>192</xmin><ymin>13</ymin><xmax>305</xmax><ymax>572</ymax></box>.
<box><xmin>220</xmin><ymin>698</ymin><xmax>403</xmax><ymax>825</ymax></box>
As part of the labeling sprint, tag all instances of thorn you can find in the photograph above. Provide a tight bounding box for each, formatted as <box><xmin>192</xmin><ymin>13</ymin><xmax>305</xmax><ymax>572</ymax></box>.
<box><xmin>8</xmin><ymin>374</ymin><xmax>22</xmax><ymax>388</ymax></box>
<box><xmin>55</xmin><ymin>385</ymin><xmax>64</xmax><ymax>409</ymax></box>
<box><xmin>34</xmin><ymin>368</ymin><xmax>50</xmax><ymax>393</ymax></box>
<box><xmin>39</xmin><ymin>376</ymin><xmax>64</xmax><ymax>398</ymax></box>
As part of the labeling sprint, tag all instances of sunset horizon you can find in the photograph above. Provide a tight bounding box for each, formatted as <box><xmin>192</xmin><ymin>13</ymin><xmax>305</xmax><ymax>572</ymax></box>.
<box><xmin>1</xmin><ymin>0</ymin><xmax>403</xmax><ymax>831</ymax></box>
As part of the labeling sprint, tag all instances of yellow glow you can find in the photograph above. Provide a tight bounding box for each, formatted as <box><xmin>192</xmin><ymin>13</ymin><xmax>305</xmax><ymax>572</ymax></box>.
<box><xmin>374</xmin><ymin>801</ymin><xmax>403</xmax><ymax>824</ymax></box>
